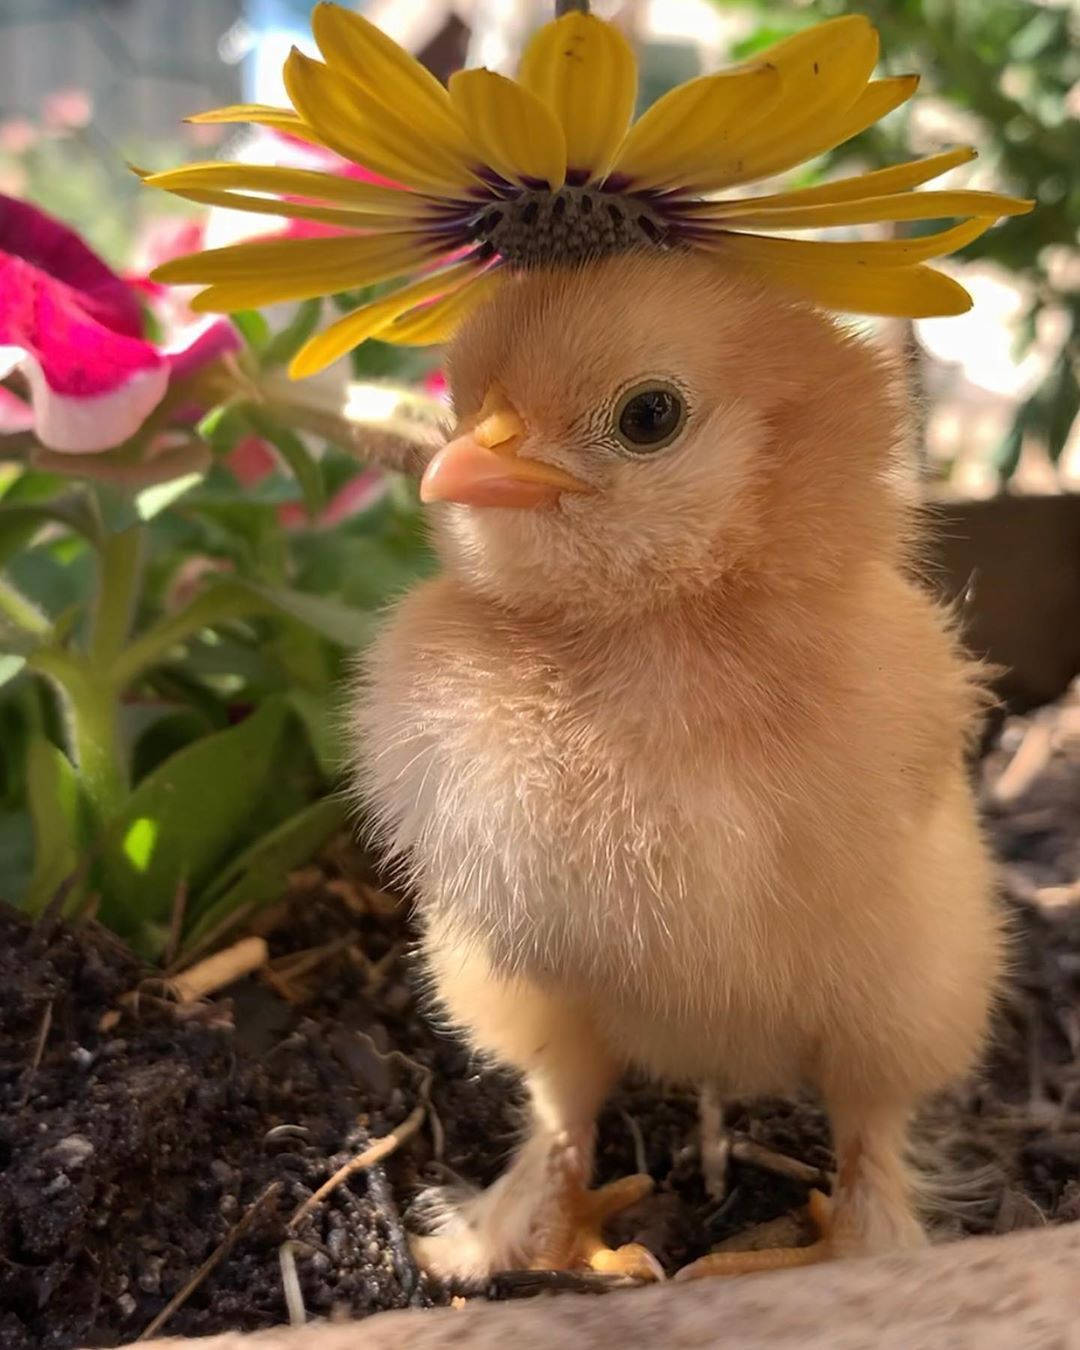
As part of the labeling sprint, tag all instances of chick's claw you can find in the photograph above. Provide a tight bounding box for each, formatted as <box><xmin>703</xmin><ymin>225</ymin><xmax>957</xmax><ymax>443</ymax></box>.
<box><xmin>675</xmin><ymin>1190</ymin><xmax>833</xmax><ymax>1281</ymax></box>
<box><xmin>532</xmin><ymin>1173</ymin><xmax>664</xmax><ymax>1282</ymax></box>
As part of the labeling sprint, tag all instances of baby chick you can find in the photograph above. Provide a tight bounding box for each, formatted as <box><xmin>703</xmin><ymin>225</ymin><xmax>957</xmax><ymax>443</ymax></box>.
<box><xmin>355</xmin><ymin>249</ymin><xmax>1001</xmax><ymax>1282</ymax></box>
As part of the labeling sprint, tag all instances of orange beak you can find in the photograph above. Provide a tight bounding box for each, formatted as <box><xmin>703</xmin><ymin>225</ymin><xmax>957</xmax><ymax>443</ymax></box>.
<box><xmin>420</xmin><ymin>387</ymin><xmax>593</xmax><ymax>509</ymax></box>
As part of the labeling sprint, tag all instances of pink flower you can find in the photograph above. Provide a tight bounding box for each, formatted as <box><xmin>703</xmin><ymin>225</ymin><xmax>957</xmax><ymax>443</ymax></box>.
<box><xmin>226</xmin><ymin>431</ymin><xmax>387</xmax><ymax>529</ymax></box>
<box><xmin>41</xmin><ymin>89</ymin><xmax>92</xmax><ymax>132</ymax></box>
<box><xmin>0</xmin><ymin>194</ymin><xmax>239</xmax><ymax>453</ymax></box>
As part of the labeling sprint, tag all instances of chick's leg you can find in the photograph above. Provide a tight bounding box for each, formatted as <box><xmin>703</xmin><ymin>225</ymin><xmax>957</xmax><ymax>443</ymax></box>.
<box><xmin>677</xmin><ymin>1099</ymin><xmax>922</xmax><ymax>1280</ymax></box>
<box><xmin>413</xmin><ymin>937</ymin><xmax>661</xmax><ymax>1283</ymax></box>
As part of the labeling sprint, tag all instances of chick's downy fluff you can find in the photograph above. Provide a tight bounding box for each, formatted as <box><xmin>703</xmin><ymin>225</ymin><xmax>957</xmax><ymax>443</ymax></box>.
<box><xmin>355</xmin><ymin>251</ymin><xmax>1000</xmax><ymax>1281</ymax></box>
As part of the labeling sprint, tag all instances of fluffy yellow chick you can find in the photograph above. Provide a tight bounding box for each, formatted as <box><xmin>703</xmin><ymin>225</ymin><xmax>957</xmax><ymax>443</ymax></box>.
<box><xmin>354</xmin><ymin>249</ymin><xmax>1001</xmax><ymax>1283</ymax></box>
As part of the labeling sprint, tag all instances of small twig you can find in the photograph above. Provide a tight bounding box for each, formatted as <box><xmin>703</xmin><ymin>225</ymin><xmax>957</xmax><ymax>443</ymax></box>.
<box><xmin>170</xmin><ymin>900</ymin><xmax>258</xmax><ymax>971</ymax></box>
<box><xmin>730</xmin><ymin>1137</ymin><xmax>828</xmax><ymax>1188</ymax></box>
<box><xmin>169</xmin><ymin>936</ymin><xmax>268</xmax><ymax>1003</ymax></box>
<box><xmin>699</xmin><ymin>1083</ymin><xmax>730</xmax><ymax>1201</ymax></box>
<box><xmin>620</xmin><ymin>1108</ymin><xmax>648</xmax><ymax>1178</ymax></box>
<box><xmin>989</xmin><ymin>721</ymin><xmax>1053</xmax><ymax>805</ymax></box>
<box><xmin>288</xmin><ymin>1103</ymin><xmax>425</xmax><ymax>1231</ymax></box>
<box><xmin>278</xmin><ymin>1241</ymin><xmax>306</xmax><ymax>1327</ymax></box>
<box><xmin>18</xmin><ymin>1000</ymin><xmax>53</xmax><ymax>1108</ymax></box>
<box><xmin>271</xmin><ymin>935</ymin><xmax>356</xmax><ymax>983</ymax></box>
<box><xmin>352</xmin><ymin>1029</ymin><xmax>444</xmax><ymax>1161</ymax></box>
<box><xmin>161</xmin><ymin>880</ymin><xmax>188</xmax><ymax>969</ymax></box>
<box><xmin>137</xmin><ymin>1182</ymin><xmax>281</xmax><ymax>1341</ymax></box>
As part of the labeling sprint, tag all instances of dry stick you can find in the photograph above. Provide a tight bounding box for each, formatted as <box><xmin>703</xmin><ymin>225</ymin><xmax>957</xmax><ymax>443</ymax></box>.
<box><xmin>730</xmin><ymin>1137</ymin><xmax>829</xmax><ymax>1188</ymax></box>
<box><xmin>18</xmin><ymin>1000</ymin><xmax>53</xmax><ymax>1108</ymax></box>
<box><xmin>271</xmin><ymin>934</ymin><xmax>357</xmax><ymax>983</ymax></box>
<box><xmin>278</xmin><ymin>1241</ymin><xmax>306</xmax><ymax>1327</ymax></box>
<box><xmin>136</xmin><ymin>1182</ymin><xmax>281</xmax><ymax>1341</ymax></box>
<box><xmin>170</xmin><ymin>900</ymin><xmax>258</xmax><ymax>972</ymax></box>
<box><xmin>287</xmin><ymin>1103</ymin><xmax>425</xmax><ymax>1231</ymax></box>
<box><xmin>620</xmin><ymin>1108</ymin><xmax>649</xmax><ymax>1178</ymax></box>
<box><xmin>169</xmin><ymin>936</ymin><xmax>269</xmax><ymax>1003</ymax></box>
<box><xmin>352</xmin><ymin>1028</ymin><xmax>445</xmax><ymax>1162</ymax></box>
<box><xmin>162</xmin><ymin>880</ymin><xmax>189</xmax><ymax>970</ymax></box>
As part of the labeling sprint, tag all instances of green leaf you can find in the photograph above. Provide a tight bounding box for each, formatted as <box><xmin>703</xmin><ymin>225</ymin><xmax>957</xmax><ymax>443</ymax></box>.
<box><xmin>246</xmin><ymin>581</ymin><xmax>377</xmax><ymax>649</ymax></box>
<box><xmin>135</xmin><ymin>470</ymin><xmax>205</xmax><ymax>521</ymax></box>
<box><xmin>232</xmin><ymin>309</ymin><xmax>270</xmax><ymax>355</ymax></box>
<box><xmin>245</xmin><ymin>407</ymin><xmax>326</xmax><ymax>518</ymax></box>
<box><xmin>180</xmin><ymin>795</ymin><xmax>346</xmax><ymax>960</ymax></box>
<box><xmin>0</xmin><ymin>809</ymin><xmax>34</xmax><ymax>906</ymax></box>
<box><xmin>0</xmin><ymin>496</ymin><xmax>99</xmax><ymax>567</ymax></box>
<box><xmin>23</xmin><ymin>736</ymin><xmax>91</xmax><ymax>914</ymax></box>
<box><xmin>288</xmin><ymin>688</ymin><xmax>341</xmax><ymax>779</ymax></box>
<box><xmin>197</xmin><ymin>402</ymin><xmax>249</xmax><ymax>454</ymax></box>
<box><xmin>0</xmin><ymin>653</ymin><xmax>26</xmax><ymax>691</ymax></box>
<box><xmin>260</xmin><ymin>298</ymin><xmax>322</xmax><ymax>369</ymax></box>
<box><xmin>990</xmin><ymin>418</ymin><xmax>1025</xmax><ymax>481</ymax></box>
<box><xmin>93</xmin><ymin>697</ymin><xmax>294</xmax><ymax>957</ymax></box>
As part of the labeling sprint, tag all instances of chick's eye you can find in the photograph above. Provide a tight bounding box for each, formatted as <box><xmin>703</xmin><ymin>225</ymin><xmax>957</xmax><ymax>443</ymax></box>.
<box><xmin>613</xmin><ymin>383</ymin><xmax>686</xmax><ymax>454</ymax></box>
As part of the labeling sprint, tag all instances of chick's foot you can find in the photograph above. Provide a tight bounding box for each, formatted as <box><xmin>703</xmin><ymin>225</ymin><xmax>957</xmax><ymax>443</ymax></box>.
<box><xmin>410</xmin><ymin>1130</ymin><xmax>663</xmax><ymax>1285</ymax></box>
<box><xmin>530</xmin><ymin>1170</ymin><xmax>663</xmax><ymax>1281</ymax></box>
<box><xmin>675</xmin><ymin>1189</ymin><xmax>833</xmax><ymax>1280</ymax></box>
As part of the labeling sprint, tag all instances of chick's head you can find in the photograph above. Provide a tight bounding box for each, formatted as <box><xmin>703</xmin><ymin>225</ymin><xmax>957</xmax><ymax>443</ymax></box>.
<box><xmin>426</xmin><ymin>251</ymin><xmax>911</xmax><ymax>623</ymax></box>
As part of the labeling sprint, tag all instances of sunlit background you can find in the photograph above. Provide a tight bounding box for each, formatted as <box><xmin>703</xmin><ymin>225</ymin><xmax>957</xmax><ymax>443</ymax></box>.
<box><xmin>1</xmin><ymin>0</ymin><xmax>1077</xmax><ymax>492</ymax></box>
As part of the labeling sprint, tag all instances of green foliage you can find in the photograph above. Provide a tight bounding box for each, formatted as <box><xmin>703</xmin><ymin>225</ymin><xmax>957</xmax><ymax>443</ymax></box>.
<box><xmin>720</xmin><ymin>0</ymin><xmax>1080</xmax><ymax>480</ymax></box>
<box><xmin>1</xmin><ymin>307</ymin><xmax>438</xmax><ymax>963</ymax></box>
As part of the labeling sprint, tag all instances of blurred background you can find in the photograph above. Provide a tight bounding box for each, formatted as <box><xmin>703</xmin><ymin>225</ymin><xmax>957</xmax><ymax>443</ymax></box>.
<box><xmin>0</xmin><ymin>0</ymin><xmax>1077</xmax><ymax>494</ymax></box>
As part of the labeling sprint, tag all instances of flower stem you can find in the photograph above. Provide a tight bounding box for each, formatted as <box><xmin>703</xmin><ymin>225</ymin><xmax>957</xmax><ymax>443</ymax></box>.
<box><xmin>28</xmin><ymin>646</ymin><xmax>127</xmax><ymax>820</ymax></box>
<box><xmin>89</xmin><ymin>524</ymin><xmax>144</xmax><ymax>668</ymax></box>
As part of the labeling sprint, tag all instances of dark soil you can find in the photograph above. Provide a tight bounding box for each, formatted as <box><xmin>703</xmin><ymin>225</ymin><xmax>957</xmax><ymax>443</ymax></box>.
<box><xmin>2</xmin><ymin>686</ymin><xmax>1079</xmax><ymax>1348</ymax></box>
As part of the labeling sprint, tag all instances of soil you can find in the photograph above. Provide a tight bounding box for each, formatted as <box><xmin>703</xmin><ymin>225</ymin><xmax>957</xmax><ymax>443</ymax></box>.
<box><xmin>2</xmin><ymin>685</ymin><xmax>1079</xmax><ymax>1349</ymax></box>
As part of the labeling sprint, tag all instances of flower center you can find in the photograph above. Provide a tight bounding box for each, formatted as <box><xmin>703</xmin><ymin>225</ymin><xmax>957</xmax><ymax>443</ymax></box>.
<box><xmin>473</xmin><ymin>187</ymin><xmax>670</xmax><ymax>267</ymax></box>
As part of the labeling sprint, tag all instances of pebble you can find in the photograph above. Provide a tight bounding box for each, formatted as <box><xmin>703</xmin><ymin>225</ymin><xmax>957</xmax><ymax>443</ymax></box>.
<box><xmin>116</xmin><ymin>1293</ymin><xmax>136</xmax><ymax>1319</ymax></box>
<box><xmin>137</xmin><ymin>1256</ymin><xmax>166</xmax><ymax>1294</ymax></box>
<box><xmin>49</xmin><ymin>1134</ymin><xmax>94</xmax><ymax>1169</ymax></box>
<box><xmin>327</xmin><ymin>1228</ymin><xmax>348</xmax><ymax>1262</ymax></box>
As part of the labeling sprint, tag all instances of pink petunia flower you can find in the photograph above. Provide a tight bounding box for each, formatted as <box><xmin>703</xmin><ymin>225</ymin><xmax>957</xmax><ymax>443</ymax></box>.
<box><xmin>0</xmin><ymin>194</ymin><xmax>240</xmax><ymax>453</ymax></box>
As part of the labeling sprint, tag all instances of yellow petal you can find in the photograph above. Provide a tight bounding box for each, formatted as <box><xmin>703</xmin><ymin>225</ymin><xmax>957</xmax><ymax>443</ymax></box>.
<box><xmin>706</xmin><ymin>216</ymin><xmax>996</xmax><ymax>269</ymax></box>
<box><xmin>691</xmin><ymin>147</ymin><xmax>977</xmax><ymax>214</ymax></box>
<box><xmin>726</xmin><ymin>256</ymin><xmax>973</xmax><ymax>318</ymax></box>
<box><xmin>149</xmin><ymin>184</ymin><xmax>415</xmax><ymax>232</ymax></box>
<box><xmin>449</xmin><ymin>69</ymin><xmax>566</xmax><ymax>189</ymax></box>
<box><xmin>734</xmin><ymin>76</ymin><xmax>919</xmax><ymax>187</ymax></box>
<box><xmin>609</xmin><ymin>64</ymin><xmax>781</xmax><ymax>191</ymax></box>
<box><xmin>674</xmin><ymin>16</ymin><xmax>880</xmax><ymax>193</ymax></box>
<box><xmin>289</xmin><ymin>257</ymin><xmax>484</xmax><ymax>377</ymax></box>
<box><xmin>284</xmin><ymin>49</ymin><xmax>477</xmax><ymax>197</ymax></box>
<box><xmin>185</xmin><ymin>103</ymin><xmax>330</xmax><ymax>147</ymax></box>
<box><xmin>144</xmin><ymin>162</ymin><xmax>430</xmax><ymax>213</ymax></box>
<box><xmin>383</xmin><ymin>269</ymin><xmax>504</xmax><ymax>346</ymax></box>
<box><xmin>518</xmin><ymin>13</ymin><xmax>636</xmax><ymax>182</ymax></box>
<box><xmin>310</xmin><ymin>3</ymin><xmax>473</xmax><ymax>162</ymax></box>
<box><xmin>153</xmin><ymin>233</ymin><xmax>438</xmax><ymax>311</ymax></box>
<box><xmin>694</xmin><ymin>189</ymin><xmax>1033</xmax><ymax>230</ymax></box>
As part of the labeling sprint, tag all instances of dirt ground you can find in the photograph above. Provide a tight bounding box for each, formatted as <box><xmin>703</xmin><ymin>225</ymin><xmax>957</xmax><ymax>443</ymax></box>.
<box><xmin>2</xmin><ymin>686</ymin><xmax>1078</xmax><ymax>1348</ymax></box>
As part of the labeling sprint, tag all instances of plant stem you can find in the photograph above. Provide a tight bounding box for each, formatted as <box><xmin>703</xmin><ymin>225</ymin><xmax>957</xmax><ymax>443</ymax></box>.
<box><xmin>111</xmin><ymin>581</ymin><xmax>272</xmax><ymax>688</ymax></box>
<box><xmin>89</xmin><ymin>524</ymin><xmax>144</xmax><ymax>668</ymax></box>
<box><xmin>28</xmin><ymin>647</ymin><xmax>127</xmax><ymax>820</ymax></box>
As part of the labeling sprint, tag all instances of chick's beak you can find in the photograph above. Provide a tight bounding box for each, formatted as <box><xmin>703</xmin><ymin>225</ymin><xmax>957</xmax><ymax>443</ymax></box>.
<box><xmin>420</xmin><ymin>389</ymin><xmax>593</xmax><ymax>509</ymax></box>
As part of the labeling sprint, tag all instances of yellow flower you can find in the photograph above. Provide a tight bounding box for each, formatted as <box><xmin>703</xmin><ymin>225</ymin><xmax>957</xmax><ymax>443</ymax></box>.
<box><xmin>146</xmin><ymin>3</ymin><xmax>1032</xmax><ymax>379</ymax></box>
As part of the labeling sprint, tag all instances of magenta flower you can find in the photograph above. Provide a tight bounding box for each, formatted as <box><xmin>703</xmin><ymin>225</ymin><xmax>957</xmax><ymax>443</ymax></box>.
<box><xmin>0</xmin><ymin>194</ymin><xmax>240</xmax><ymax>453</ymax></box>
